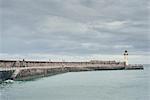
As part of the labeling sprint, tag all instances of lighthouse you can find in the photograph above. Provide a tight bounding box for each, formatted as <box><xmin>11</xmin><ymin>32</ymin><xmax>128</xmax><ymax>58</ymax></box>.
<box><xmin>124</xmin><ymin>50</ymin><xmax>128</xmax><ymax>66</ymax></box>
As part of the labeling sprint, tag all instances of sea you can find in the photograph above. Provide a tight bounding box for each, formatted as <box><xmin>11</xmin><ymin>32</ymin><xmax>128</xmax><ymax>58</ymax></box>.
<box><xmin>0</xmin><ymin>64</ymin><xmax>149</xmax><ymax>100</ymax></box>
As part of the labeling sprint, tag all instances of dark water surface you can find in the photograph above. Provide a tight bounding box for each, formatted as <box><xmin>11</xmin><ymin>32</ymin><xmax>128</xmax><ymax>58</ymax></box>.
<box><xmin>0</xmin><ymin>65</ymin><xmax>150</xmax><ymax>100</ymax></box>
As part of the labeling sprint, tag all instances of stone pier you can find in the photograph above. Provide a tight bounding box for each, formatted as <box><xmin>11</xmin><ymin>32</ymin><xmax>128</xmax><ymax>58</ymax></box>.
<box><xmin>0</xmin><ymin>60</ymin><xmax>143</xmax><ymax>82</ymax></box>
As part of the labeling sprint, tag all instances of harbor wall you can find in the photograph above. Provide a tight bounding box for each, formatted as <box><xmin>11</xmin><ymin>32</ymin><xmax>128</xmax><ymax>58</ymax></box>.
<box><xmin>0</xmin><ymin>70</ymin><xmax>14</xmax><ymax>81</ymax></box>
<box><xmin>0</xmin><ymin>60</ymin><xmax>143</xmax><ymax>82</ymax></box>
<box><xmin>0</xmin><ymin>60</ymin><xmax>125</xmax><ymax>68</ymax></box>
<box><xmin>0</xmin><ymin>66</ymin><xmax>125</xmax><ymax>82</ymax></box>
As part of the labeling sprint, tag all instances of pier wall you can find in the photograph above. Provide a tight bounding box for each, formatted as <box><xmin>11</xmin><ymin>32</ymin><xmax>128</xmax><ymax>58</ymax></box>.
<box><xmin>0</xmin><ymin>70</ymin><xmax>14</xmax><ymax>81</ymax></box>
<box><xmin>0</xmin><ymin>60</ymin><xmax>143</xmax><ymax>82</ymax></box>
<box><xmin>0</xmin><ymin>60</ymin><xmax>125</xmax><ymax>68</ymax></box>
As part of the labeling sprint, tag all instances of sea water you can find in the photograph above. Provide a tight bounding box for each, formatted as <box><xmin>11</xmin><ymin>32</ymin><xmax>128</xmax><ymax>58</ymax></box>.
<box><xmin>0</xmin><ymin>65</ymin><xmax>149</xmax><ymax>100</ymax></box>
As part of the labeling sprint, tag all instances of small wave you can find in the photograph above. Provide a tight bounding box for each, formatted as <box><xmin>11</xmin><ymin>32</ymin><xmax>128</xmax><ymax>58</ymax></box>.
<box><xmin>4</xmin><ymin>80</ymin><xmax>14</xmax><ymax>83</ymax></box>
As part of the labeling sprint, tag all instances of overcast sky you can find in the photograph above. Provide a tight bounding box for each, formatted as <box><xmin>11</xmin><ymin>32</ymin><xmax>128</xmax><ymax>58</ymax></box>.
<box><xmin>0</xmin><ymin>0</ymin><xmax>150</xmax><ymax>63</ymax></box>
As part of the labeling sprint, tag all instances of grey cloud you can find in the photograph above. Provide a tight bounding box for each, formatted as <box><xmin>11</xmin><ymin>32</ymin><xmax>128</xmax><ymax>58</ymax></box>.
<box><xmin>0</xmin><ymin>0</ymin><xmax>150</xmax><ymax>57</ymax></box>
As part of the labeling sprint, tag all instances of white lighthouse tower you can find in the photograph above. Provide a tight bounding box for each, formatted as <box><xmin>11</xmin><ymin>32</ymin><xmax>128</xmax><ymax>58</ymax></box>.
<box><xmin>124</xmin><ymin>50</ymin><xmax>128</xmax><ymax>66</ymax></box>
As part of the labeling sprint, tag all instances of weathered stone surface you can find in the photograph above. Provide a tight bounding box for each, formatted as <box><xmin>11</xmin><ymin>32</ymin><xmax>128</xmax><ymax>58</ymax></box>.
<box><xmin>0</xmin><ymin>70</ymin><xmax>14</xmax><ymax>82</ymax></box>
<box><xmin>0</xmin><ymin>60</ymin><xmax>143</xmax><ymax>82</ymax></box>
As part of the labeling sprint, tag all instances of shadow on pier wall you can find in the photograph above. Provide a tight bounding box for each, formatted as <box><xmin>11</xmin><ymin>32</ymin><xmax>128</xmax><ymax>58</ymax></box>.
<box><xmin>0</xmin><ymin>70</ymin><xmax>14</xmax><ymax>82</ymax></box>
